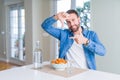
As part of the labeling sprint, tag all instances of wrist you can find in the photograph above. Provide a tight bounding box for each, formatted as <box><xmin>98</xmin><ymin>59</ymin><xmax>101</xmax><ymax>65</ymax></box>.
<box><xmin>84</xmin><ymin>39</ymin><xmax>90</xmax><ymax>46</ymax></box>
<box><xmin>53</xmin><ymin>14</ymin><xmax>59</xmax><ymax>20</ymax></box>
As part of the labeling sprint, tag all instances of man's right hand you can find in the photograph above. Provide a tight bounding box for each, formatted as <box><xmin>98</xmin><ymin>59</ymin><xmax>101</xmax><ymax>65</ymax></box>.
<box><xmin>54</xmin><ymin>12</ymin><xmax>69</xmax><ymax>27</ymax></box>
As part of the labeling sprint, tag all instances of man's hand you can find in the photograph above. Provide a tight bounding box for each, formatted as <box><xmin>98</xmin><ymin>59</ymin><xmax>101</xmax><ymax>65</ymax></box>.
<box><xmin>54</xmin><ymin>12</ymin><xmax>69</xmax><ymax>27</ymax></box>
<box><xmin>72</xmin><ymin>33</ymin><xmax>88</xmax><ymax>45</ymax></box>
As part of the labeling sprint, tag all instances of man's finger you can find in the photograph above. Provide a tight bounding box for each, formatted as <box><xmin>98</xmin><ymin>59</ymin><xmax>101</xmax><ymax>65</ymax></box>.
<box><xmin>60</xmin><ymin>20</ymin><xmax>64</xmax><ymax>27</ymax></box>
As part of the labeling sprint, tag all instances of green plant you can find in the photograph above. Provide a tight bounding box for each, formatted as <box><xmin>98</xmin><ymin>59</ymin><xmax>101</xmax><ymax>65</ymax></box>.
<box><xmin>76</xmin><ymin>1</ymin><xmax>90</xmax><ymax>29</ymax></box>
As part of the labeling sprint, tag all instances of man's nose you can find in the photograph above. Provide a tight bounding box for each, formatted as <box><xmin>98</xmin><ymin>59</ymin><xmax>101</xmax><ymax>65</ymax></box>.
<box><xmin>70</xmin><ymin>21</ymin><xmax>74</xmax><ymax>26</ymax></box>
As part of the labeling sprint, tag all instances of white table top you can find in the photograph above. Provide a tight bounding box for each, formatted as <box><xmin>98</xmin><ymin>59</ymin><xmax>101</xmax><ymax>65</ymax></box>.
<box><xmin>0</xmin><ymin>62</ymin><xmax>120</xmax><ymax>80</ymax></box>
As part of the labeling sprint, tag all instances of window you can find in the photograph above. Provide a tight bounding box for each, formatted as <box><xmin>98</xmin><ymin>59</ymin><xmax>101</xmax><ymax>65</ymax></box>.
<box><xmin>57</xmin><ymin>0</ymin><xmax>90</xmax><ymax>29</ymax></box>
<box><xmin>8</xmin><ymin>3</ymin><xmax>25</xmax><ymax>61</ymax></box>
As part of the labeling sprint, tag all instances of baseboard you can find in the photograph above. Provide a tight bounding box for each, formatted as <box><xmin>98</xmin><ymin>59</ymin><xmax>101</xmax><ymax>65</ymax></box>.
<box><xmin>0</xmin><ymin>58</ymin><xmax>9</xmax><ymax>62</ymax></box>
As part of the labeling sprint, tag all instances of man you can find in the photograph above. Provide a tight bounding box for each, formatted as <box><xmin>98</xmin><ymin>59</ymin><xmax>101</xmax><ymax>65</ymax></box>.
<box><xmin>41</xmin><ymin>9</ymin><xmax>106</xmax><ymax>70</ymax></box>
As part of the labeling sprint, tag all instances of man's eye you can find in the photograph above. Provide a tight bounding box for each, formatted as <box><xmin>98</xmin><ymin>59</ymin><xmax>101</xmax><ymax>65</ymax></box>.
<box><xmin>72</xmin><ymin>19</ymin><xmax>75</xmax><ymax>21</ymax></box>
<box><xmin>66</xmin><ymin>21</ymin><xmax>70</xmax><ymax>24</ymax></box>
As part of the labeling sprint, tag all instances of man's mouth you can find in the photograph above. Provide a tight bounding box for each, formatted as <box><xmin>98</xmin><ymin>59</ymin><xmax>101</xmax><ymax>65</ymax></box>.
<box><xmin>70</xmin><ymin>25</ymin><xmax>79</xmax><ymax>32</ymax></box>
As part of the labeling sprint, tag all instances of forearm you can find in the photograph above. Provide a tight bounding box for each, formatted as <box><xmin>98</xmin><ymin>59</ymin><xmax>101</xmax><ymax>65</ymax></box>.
<box><xmin>41</xmin><ymin>16</ymin><xmax>62</xmax><ymax>39</ymax></box>
<box><xmin>41</xmin><ymin>16</ymin><xmax>57</xmax><ymax>30</ymax></box>
<box><xmin>85</xmin><ymin>39</ymin><xmax>106</xmax><ymax>56</ymax></box>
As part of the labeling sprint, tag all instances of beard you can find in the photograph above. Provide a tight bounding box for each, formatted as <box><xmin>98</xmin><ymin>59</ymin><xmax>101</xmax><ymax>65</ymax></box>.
<box><xmin>69</xmin><ymin>24</ymin><xmax>80</xmax><ymax>32</ymax></box>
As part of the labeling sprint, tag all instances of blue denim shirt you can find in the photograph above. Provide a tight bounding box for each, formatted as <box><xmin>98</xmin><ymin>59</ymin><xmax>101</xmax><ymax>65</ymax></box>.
<box><xmin>41</xmin><ymin>16</ymin><xmax>106</xmax><ymax>70</ymax></box>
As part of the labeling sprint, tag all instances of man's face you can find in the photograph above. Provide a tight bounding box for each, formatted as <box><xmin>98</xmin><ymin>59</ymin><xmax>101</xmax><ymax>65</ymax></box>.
<box><xmin>66</xmin><ymin>13</ymin><xmax>80</xmax><ymax>32</ymax></box>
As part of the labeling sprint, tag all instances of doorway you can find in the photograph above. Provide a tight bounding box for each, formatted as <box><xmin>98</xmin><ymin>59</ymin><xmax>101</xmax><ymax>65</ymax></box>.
<box><xmin>7</xmin><ymin>3</ymin><xmax>25</xmax><ymax>64</ymax></box>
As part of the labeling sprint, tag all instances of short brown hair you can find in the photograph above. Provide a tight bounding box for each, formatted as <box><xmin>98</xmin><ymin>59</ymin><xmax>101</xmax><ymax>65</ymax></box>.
<box><xmin>66</xmin><ymin>9</ymin><xmax>79</xmax><ymax>17</ymax></box>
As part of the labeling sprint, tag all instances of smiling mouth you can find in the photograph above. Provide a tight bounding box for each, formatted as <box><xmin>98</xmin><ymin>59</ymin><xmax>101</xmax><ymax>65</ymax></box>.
<box><xmin>70</xmin><ymin>26</ymin><xmax>79</xmax><ymax>32</ymax></box>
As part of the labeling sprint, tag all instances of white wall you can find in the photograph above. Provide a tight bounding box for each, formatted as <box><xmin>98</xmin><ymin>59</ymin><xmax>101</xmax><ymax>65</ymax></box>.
<box><xmin>0</xmin><ymin>0</ymin><xmax>2</xmax><ymax>31</ymax></box>
<box><xmin>24</xmin><ymin>0</ymin><xmax>33</xmax><ymax>64</ymax></box>
<box><xmin>91</xmin><ymin>0</ymin><xmax>120</xmax><ymax>74</ymax></box>
<box><xmin>24</xmin><ymin>0</ymin><xmax>52</xmax><ymax>64</ymax></box>
<box><xmin>40</xmin><ymin>0</ymin><xmax>51</xmax><ymax>61</ymax></box>
<box><xmin>0</xmin><ymin>0</ymin><xmax>2</xmax><ymax>54</ymax></box>
<box><xmin>0</xmin><ymin>0</ymin><xmax>7</xmax><ymax>60</ymax></box>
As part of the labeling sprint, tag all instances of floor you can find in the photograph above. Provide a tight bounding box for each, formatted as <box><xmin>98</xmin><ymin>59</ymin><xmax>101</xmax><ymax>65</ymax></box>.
<box><xmin>0</xmin><ymin>61</ymin><xmax>20</xmax><ymax>71</ymax></box>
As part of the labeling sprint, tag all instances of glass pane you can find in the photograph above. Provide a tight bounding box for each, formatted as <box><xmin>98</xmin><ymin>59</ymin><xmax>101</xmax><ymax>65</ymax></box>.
<box><xmin>19</xmin><ymin>8</ymin><xmax>25</xmax><ymax>60</ymax></box>
<box><xmin>57</xmin><ymin>0</ymin><xmax>71</xmax><ymax>12</ymax></box>
<box><xmin>10</xmin><ymin>9</ymin><xmax>19</xmax><ymax>59</ymax></box>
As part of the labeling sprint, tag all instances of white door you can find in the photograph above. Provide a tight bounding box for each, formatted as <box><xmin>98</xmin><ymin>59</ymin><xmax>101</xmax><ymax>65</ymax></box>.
<box><xmin>7</xmin><ymin>3</ymin><xmax>25</xmax><ymax>65</ymax></box>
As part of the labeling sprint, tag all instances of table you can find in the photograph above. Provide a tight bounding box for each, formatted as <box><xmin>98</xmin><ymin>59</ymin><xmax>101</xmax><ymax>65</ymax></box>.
<box><xmin>0</xmin><ymin>62</ymin><xmax>120</xmax><ymax>80</ymax></box>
